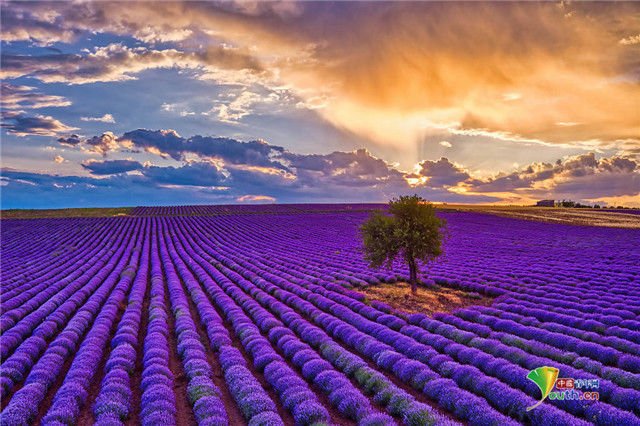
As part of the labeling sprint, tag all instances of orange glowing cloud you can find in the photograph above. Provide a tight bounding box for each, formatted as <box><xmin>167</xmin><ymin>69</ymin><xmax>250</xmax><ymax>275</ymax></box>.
<box><xmin>3</xmin><ymin>2</ymin><xmax>639</xmax><ymax>162</ymax></box>
<box><xmin>271</xmin><ymin>3</ymin><xmax>640</xmax><ymax>155</ymax></box>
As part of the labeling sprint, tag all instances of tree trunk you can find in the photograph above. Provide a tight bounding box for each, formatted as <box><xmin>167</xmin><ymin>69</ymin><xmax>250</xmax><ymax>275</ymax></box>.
<box><xmin>408</xmin><ymin>258</ymin><xmax>418</xmax><ymax>295</ymax></box>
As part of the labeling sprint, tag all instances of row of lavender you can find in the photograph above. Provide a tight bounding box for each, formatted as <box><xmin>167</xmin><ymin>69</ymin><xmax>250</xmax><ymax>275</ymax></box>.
<box><xmin>172</xmin><ymin>212</ymin><xmax>640</xmax><ymax>423</ymax></box>
<box><xmin>1</xmin><ymin>209</ymin><xmax>639</xmax><ymax>425</ymax></box>
<box><xmin>130</xmin><ymin>203</ymin><xmax>386</xmax><ymax>217</ymax></box>
<box><xmin>129</xmin><ymin>204</ymin><xmax>640</xmax><ymax>218</ymax></box>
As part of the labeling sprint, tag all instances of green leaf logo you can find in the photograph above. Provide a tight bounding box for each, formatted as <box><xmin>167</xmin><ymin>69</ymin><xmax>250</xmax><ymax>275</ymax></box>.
<box><xmin>526</xmin><ymin>366</ymin><xmax>559</xmax><ymax>411</ymax></box>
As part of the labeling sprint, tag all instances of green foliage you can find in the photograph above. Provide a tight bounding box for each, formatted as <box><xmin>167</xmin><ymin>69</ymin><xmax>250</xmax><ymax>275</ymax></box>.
<box><xmin>360</xmin><ymin>195</ymin><xmax>446</xmax><ymax>291</ymax></box>
<box><xmin>404</xmin><ymin>405</ymin><xmax>437</xmax><ymax>426</ymax></box>
<box><xmin>360</xmin><ymin>211</ymin><xmax>398</xmax><ymax>269</ymax></box>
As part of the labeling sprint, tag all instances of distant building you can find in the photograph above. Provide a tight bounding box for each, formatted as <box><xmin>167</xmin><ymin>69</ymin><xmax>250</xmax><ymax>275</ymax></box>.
<box><xmin>536</xmin><ymin>199</ymin><xmax>555</xmax><ymax>207</ymax></box>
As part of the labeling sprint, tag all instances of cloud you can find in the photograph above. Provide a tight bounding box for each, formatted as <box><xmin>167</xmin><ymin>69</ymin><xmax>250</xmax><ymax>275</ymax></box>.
<box><xmin>81</xmin><ymin>114</ymin><xmax>115</xmax><ymax>123</ymax></box>
<box><xmin>4</xmin><ymin>1</ymin><xmax>637</xmax><ymax>162</ymax></box>
<box><xmin>0</xmin><ymin>84</ymin><xmax>75</xmax><ymax>137</ymax></box>
<box><xmin>304</xmin><ymin>3</ymin><xmax>640</xmax><ymax>151</ymax></box>
<box><xmin>619</xmin><ymin>34</ymin><xmax>640</xmax><ymax>45</ymax></box>
<box><xmin>85</xmin><ymin>132</ymin><xmax>124</xmax><ymax>156</ymax></box>
<box><xmin>136</xmin><ymin>28</ymin><xmax>193</xmax><ymax>44</ymax></box>
<box><xmin>118</xmin><ymin>1</ymin><xmax>636</xmax><ymax>155</ymax></box>
<box><xmin>1</xmin><ymin>160</ymin><xmax>497</xmax><ymax>210</ymax></box>
<box><xmin>0</xmin><ymin>4</ymin><xmax>79</xmax><ymax>45</ymax></box>
<box><xmin>285</xmin><ymin>148</ymin><xmax>407</xmax><ymax>189</ymax></box>
<box><xmin>59</xmin><ymin>128</ymin><xmax>637</xmax><ymax>205</ymax></box>
<box><xmin>599</xmin><ymin>156</ymin><xmax>637</xmax><ymax>173</ymax></box>
<box><xmin>439</xmin><ymin>141</ymin><xmax>452</xmax><ymax>148</ymax></box>
<box><xmin>160</xmin><ymin>103</ymin><xmax>196</xmax><ymax>117</ymax></box>
<box><xmin>207</xmin><ymin>91</ymin><xmax>263</xmax><ymax>123</ymax></box>
<box><xmin>9</xmin><ymin>120</ymin><xmax>638</xmax><ymax>207</ymax></box>
<box><xmin>119</xmin><ymin>129</ymin><xmax>287</xmax><ymax>169</ymax></box>
<box><xmin>465</xmin><ymin>153</ymin><xmax>640</xmax><ymax>200</ymax></box>
<box><xmin>1</xmin><ymin>83</ymin><xmax>71</xmax><ymax>110</ymax></box>
<box><xmin>40</xmin><ymin>128</ymin><xmax>493</xmax><ymax>203</ymax></box>
<box><xmin>81</xmin><ymin>159</ymin><xmax>143</xmax><ymax>175</ymax></box>
<box><xmin>117</xmin><ymin>129</ymin><xmax>184</xmax><ymax>159</ymax></box>
<box><xmin>1</xmin><ymin>111</ymin><xmax>77</xmax><ymax>137</ymax></box>
<box><xmin>0</xmin><ymin>168</ymin><xmax>233</xmax><ymax>209</ymax></box>
<box><xmin>54</xmin><ymin>155</ymin><xmax>65</xmax><ymax>164</ymax></box>
<box><xmin>0</xmin><ymin>1</ymin><xmax>301</xmax><ymax>46</ymax></box>
<box><xmin>57</xmin><ymin>134</ymin><xmax>82</xmax><ymax>146</ymax></box>
<box><xmin>416</xmin><ymin>158</ymin><xmax>470</xmax><ymax>188</ymax></box>
<box><xmin>0</xmin><ymin>43</ymin><xmax>263</xmax><ymax>85</ymax></box>
<box><xmin>141</xmin><ymin>162</ymin><xmax>227</xmax><ymax>187</ymax></box>
<box><xmin>69</xmin><ymin>129</ymin><xmax>395</xmax><ymax>190</ymax></box>
<box><xmin>236</xmin><ymin>194</ymin><xmax>276</xmax><ymax>203</ymax></box>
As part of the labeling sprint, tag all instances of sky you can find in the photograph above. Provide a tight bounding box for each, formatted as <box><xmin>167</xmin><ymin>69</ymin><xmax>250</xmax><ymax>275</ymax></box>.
<box><xmin>1</xmin><ymin>1</ymin><xmax>639</xmax><ymax>209</ymax></box>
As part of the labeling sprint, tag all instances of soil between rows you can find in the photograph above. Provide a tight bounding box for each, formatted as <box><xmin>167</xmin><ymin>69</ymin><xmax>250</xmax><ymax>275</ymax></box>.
<box><xmin>163</xmin><ymin>279</ymin><xmax>198</xmax><ymax>426</ymax></box>
<box><xmin>267</xmin><ymin>284</ymin><xmax>459</xmax><ymax>424</ymax></box>
<box><xmin>356</xmin><ymin>281</ymin><xmax>494</xmax><ymax>316</ymax></box>
<box><xmin>127</xmin><ymin>277</ymin><xmax>150</xmax><ymax>426</ymax></box>
<box><xmin>208</xmin><ymin>300</ymin><xmax>297</xmax><ymax>425</ymax></box>
<box><xmin>177</xmin><ymin>275</ymin><xmax>246</xmax><ymax>426</ymax></box>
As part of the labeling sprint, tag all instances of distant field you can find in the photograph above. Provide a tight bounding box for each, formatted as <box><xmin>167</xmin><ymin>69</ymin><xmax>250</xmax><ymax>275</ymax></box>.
<box><xmin>0</xmin><ymin>204</ymin><xmax>383</xmax><ymax>219</ymax></box>
<box><xmin>1</xmin><ymin>207</ymin><xmax>132</xmax><ymax>219</ymax></box>
<box><xmin>438</xmin><ymin>205</ymin><xmax>640</xmax><ymax>229</ymax></box>
<box><xmin>3</xmin><ymin>204</ymin><xmax>639</xmax><ymax>228</ymax></box>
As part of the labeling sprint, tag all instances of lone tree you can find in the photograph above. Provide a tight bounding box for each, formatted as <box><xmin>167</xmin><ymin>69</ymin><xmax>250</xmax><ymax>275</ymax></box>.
<box><xmin>360</xmin><ymin>195</ymin><xmax>446</xmax><ymax>294</ymax></box>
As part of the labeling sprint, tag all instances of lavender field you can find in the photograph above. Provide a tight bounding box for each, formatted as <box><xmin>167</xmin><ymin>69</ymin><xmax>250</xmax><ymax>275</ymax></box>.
<box><xmin>1</xmin><ymin>205</ymin><xmax>639</xmax><ymax>426</ymax></box>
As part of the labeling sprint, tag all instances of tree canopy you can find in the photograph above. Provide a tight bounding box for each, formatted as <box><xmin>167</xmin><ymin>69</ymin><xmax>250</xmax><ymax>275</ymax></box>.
<box><xmin>360</xmin><ymin>195</ymin><xmax>446</xmax><ymax>294</ymax></box>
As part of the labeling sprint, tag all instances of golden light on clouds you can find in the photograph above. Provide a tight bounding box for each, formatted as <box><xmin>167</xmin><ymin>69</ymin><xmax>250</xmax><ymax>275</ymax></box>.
<box><xmin>172</xmin><ymin>1</ymin><xmax>638</xmax><ymax>161</ymax></box>
<box><xmin>4</xmin><ymin>1</ymin><xmax>638</xmax><ymax>160</ymax></box>
<box><xmin>278</xmin><ymin>2</ymin><xmax>639</xmax><ymax>157</ymax></box>
<box><xmin>2</xmin><ymin>1</ymin><xmax>639</xmax><ymax>207</ymax></box>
